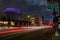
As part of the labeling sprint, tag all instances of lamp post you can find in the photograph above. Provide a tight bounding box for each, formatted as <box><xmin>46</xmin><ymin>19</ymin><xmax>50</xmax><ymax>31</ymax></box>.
<box><xmin>27</xmin><ymin>15</ymin><xmax>30</xmax><ymax>26</ymax></box>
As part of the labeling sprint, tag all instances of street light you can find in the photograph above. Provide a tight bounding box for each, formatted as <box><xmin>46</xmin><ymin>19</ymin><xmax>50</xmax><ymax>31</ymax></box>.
<box><xmin>27</xmin><ymin>15</ymin><xmax>30</xmax><ymax>18</ymax></box>
<box><xmin>27</xmin><ymin>15</ymin><xmax>31</xmax><ymax>26</ymax></box>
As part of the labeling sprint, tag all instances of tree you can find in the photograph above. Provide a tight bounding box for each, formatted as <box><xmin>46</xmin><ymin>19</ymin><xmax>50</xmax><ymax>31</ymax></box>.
<box><xmin>7</xmin><ymin>17</ymin><xmax>11</xmax><ymax>26</ymax></box>
<box><xmin>1</xmin><ymin>16</ymin><xmax>6</xmax><ymax>21</ymax></box>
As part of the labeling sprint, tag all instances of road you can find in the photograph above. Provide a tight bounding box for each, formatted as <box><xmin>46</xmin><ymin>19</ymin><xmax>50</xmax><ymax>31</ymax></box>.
<box><xmin>0</xmin><ymin>26</ymin><xmax>53</xmax><ymax>40</ymax></box>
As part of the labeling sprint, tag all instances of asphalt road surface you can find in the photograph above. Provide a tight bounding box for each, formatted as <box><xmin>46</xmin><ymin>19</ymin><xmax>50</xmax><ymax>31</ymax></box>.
<box><xmin>0</xmin><ymin>28</ymin><xmax>52</xmax><ymax>40</ymax></box>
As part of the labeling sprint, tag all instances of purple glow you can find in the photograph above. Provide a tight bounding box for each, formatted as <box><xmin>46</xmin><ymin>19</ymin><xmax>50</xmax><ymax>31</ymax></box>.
<box><xmin>3</xmin><ymin>8</ymin><xmax>22</xmax><ymax>13</ymax></box>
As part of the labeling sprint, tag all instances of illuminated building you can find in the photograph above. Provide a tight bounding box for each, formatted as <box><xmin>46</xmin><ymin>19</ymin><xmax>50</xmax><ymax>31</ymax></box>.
<box><xmin>23</xmin><ymin>14</ymin><xmax>44</xmax><ymax>26</ymax></box>
<box><xmin>0</xmin><ymin>8</ymin><xmax>23</xmax><ymax>26</ymax></box>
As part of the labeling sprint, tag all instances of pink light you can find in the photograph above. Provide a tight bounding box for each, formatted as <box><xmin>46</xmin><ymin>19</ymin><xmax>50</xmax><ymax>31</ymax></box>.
<box><xmin>0</xmin><ymin>28</ymin><xmax>32</xmax><ymax>35</ymax></box>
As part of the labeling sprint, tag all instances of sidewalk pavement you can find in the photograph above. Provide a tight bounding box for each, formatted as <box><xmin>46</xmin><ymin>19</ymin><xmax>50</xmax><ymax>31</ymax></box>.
<box><xmin>52</xmin><ymin>35</ymin><xmax>60</xmax><ymax>40</ymax></box>
<box><xmin>52</xmin><ymin>31</ymin><xmax>60</xmax><ymax>40</ymax></box>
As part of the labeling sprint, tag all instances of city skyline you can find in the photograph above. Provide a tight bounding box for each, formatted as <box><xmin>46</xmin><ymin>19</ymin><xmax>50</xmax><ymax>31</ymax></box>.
<box><xmin>0</xmin><ymin>0</ymin><xmax>58</xmax><ymax>21</ymax></box>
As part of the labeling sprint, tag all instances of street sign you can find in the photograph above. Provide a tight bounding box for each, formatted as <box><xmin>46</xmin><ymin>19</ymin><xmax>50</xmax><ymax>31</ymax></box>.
<box><xmin>48</xmin><ymin>3</ymin><xmax>58</xmax><ymax>9</ymax></box>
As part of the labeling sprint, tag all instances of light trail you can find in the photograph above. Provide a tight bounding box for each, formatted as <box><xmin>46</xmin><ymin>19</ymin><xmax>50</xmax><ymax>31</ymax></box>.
<box><xmin>0</xmin><ymin>26</ymin><xmax>52</xmax><ymax>35</ymax></box>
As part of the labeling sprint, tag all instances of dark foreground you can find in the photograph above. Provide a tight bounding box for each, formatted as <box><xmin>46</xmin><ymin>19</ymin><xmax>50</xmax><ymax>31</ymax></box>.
<box><xmin>0</xmin><ymin>28</ymin><xmax>52</xmax><ymax>40</ymax></box>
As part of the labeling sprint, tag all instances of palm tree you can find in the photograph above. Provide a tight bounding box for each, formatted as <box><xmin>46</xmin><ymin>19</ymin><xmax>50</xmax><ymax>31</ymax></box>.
<box><xmin>1</xmin><ymin>16</ymin><xmax>6</xmax><ymax>21</ymax></box>
<box><xmin>7</xmin><ymin>17</ymin><xmax>11</xmax><ymax>27</ymax></box>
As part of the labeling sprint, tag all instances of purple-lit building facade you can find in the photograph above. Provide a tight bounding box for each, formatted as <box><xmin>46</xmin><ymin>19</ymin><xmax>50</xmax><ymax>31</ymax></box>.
<box><xmin>1</xmin><ymin>8</ymin><xmax>23</xmax><ymax>20</ymax></box>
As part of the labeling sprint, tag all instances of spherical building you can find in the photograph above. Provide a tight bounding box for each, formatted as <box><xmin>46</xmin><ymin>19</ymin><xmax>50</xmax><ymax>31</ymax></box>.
<box><xmin>3</xmin><ymin>8</ymin><xmax>21</xmax><ymax>13</ymax></box>
<box><xmin>2</xmin><ymin>8</ymin><xmax>23</xmax><ymax>20</ymax></box>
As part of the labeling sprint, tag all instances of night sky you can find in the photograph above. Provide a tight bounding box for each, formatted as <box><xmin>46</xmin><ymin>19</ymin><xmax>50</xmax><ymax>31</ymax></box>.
<box><xmin>0</xmin><ymin>0</ymin><xmax>58</xmax><ymax>21</ymax></box>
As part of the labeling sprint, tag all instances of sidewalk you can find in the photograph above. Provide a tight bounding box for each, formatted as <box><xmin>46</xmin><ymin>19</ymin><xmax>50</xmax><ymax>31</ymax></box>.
<box><xmin>52</xmin><ymin>35</ymin><xmax>60</xmax><ymax>40</ymax></box>
<box><xmin>52</xmin><ymin>31</ymin><xmax>60</xmax><ymax>40</ymax></box>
